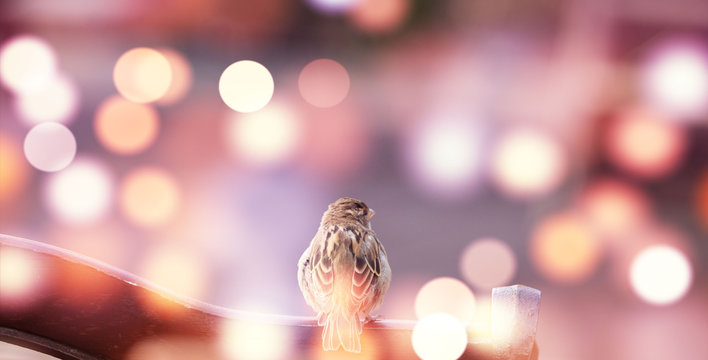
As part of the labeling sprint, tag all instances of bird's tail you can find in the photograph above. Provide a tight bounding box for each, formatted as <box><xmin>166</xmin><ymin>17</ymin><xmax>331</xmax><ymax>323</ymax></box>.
<box><xmin>320</xmin><ymin>310</ymin><xmax>362</xmax><ymax>353</ymax></box>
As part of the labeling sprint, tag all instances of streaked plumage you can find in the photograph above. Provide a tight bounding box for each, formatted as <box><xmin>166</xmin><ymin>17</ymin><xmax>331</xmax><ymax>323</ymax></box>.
<box><xmin>298</xmin><ymin>197</ymin><xmax>391</xmax><ymax>353</ymax></box>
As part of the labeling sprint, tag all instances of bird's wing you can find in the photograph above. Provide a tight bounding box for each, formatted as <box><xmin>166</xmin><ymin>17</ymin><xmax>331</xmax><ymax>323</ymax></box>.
<box><xmin>309</xmin><ymin>229</ymin><xmax>335</xmax><ymax>309</ymax></box>
<box><xmin>352</xmin><ymin>232</ymin><xmax>381</xmax><ymax>304</ymax></box>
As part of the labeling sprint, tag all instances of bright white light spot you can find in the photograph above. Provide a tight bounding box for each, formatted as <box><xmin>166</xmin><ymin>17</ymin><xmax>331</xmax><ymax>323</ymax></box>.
<box><xmin>24</xmin><ymin>122</ymin><xmax>76</xmax><ymax>172</ymax></box>
<box><xmin>16</xmin><ymin>73</ymin><xmax>79</xmax><ymax>125</ymax></box>
<box><xmin>220</xmin><ymin>319</ymin><xmax>292</xmax><ymax>360</ymax></box>
<box><xmin>44</xmin><ymin>158</ymin><xmax>113</xmax><ymax>224</ymax></box>
<box><xmin>219</xmin><ymin>60</ymin><xmax>274</xmax><ymax>113</ymax></box>
<box><xmin>226</xmin><ymin>104</ymin><xmax>302</xmax><ymax>167</ymax></box>
<box><xmin>113</xmin><ymin>47</ymin><xmax>172</xmax><ymax>103</ymax></box>
<box><xmin>630</xmin><ymin>245</ymin><xmax>692</xmax><ymax>305</ymax></box>
<box><xmin>0</xmin><ymin>247</ymin><xmax>43</xmax><ymax>301</ymax></box>
<box><xmin>415</xmin><ymin>277</ymin><xmax>476</xmax><ymax>323</ymax></box>
<box><xmin>0</xmin><ymin>34</ymin><xmax>57</xmax><ymax>94</ymax></box>
<box><xmin>491</xmin><ymin>129</ymin><xmax>567</xmax><ymax>199</ymax></box>
<box><xmin>641</xmin><ymin>39</ymin><xmax>708</xmax><ymax>118</ymax></box>
<box><xmin>120</xmin><ymin>167</ymin><xmax>181</xmax><ymax>227</ymax></box>
<box><xmin>409</xmin><ymin>119</ymin><xmax>482</xmax><ymax>198</ymax></box>
<box><xmin>307</xmin><ymin>0</ymin><xmax>361</xmax><ymax>14</ymax></box>
<box><xmin>412</xmin><ymin>313</ymin><xmax>468</xmax><ymax>360</ymax></box>
<box><xmin>298</xmin><ymin>58</ymin><xmax>350</xmax><ymax>108</ymax></box>
<box><xmin>459</xmin><ymin>238</ymin><xmax>516</xmax><ymax>289</ymax></box>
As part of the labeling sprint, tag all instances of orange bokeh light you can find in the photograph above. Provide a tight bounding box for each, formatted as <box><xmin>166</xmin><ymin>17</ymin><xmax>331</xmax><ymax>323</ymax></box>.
<box><xmin>350</xmin><ymin>0</ymin><xmax>409</xmax><ymax>34</ymax></box>
<box><xmin>605</xmin><ymin>107</ymin><xmax>686</xmax><ymax>179</ymax></box>
<box><xmin>0</xmin><ymin>134</ymin><xmax>30</xmax><ymax>202</ymax></box>
<box><xmin>577</xmin><ymin>178</ymin><xmax>651</xmax><ymax>238</ymax></box>
<box><xmin>415</xmin><ymin>277</ymin><xmax>476</xmax><ymax>323</ymax></box>
<box><xmin>530</xmin><ymin>212</ymin><xmax>603</xmax><ymax>284</ymax></box>
<box><xmin>94</xmin><ymin>95</ymin><xmax>160</xmax><ymax>155</ymax></box>
<box><xmin>119</xmin><ymin>167</ymin><xmax>181</xmax><ymax>227</ymax></box>
<box><xmin>113</xmin><ymin>47</ymin><xmax>172</xmax><ymax>103</ymax></box>
<box><xmin>157</xmin><ymin>48</ymin><xmax>193</xmax><ymax>105</ymax></box>
<box><xmin>0</xmin><ymin>246</ymin><xmax>45</xmax><ymax>306</ymax></box>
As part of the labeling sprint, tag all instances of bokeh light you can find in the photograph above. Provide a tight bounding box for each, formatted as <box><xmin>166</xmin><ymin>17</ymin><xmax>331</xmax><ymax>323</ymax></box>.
<box><xmin>0</xmin><ymin>246</ymin><xmax>44</xmax><ymax>304</ymax></box>
<box><xmin>577</xmin><ymin>178</ymin><xmax>651</xmax><ymax>237</ymax></box>
<box><xmin>126</xmin><ymin>337</ymin><xmax>217</xmax><ymax>360</ymax></box>
<box><xmin>0</xmin><ymin>134</ymin><xmax>31</xmax><ymax>202</ymax></box>
<box><xmin>349</xmin><ymin>0</ymin><xmax>409</xmax><ymax>35</ymax></box>
<box><xmin>605</xmin><ymin>107</ymin><xmax>686</xmax><ymax>178</ymax></box>
<box><xmin>640</xmin><ymin>38</ymin><xmax>708</xmax><ymax>118</ymax></box>
<box><xmin>490</xmin><ymin>128</ymin><xmax>567</xmax><ymax>199</ymax></box>
<box><xmin>298</xmin><ymin>58</ymin><xmax>350</xmax><ymax>108</ymax></box>
<box><xmin>220</xmin><ymin>319</ymin><xmax>292</xmax><ymax>360</ymax></box>
<box><xmin>44</xmin><ymin>157</ymin><xmax>114</xmax><ymax>224</ymax></box>
<box><xmin>0</xmin><ymin>34</ymin><xmax>57</xmax><ymax>94</ymax></box>
<box><xmin>407</xmin><ymin>119</ymin><xmax>483</xmax><ymax>199</ymax></box>
<box><xmin>459</xmin><ymin>238</ymin><xmax>517</xmax><ymax>289</ymax></box>
<box><xmin>411</xmin><ymin>312</ymin><xmax>468</xmax><ymax>360</ymax></box>
<box><xmin>219</xmin><ymin>60</ymin><xmax>274</xmax><ymax>113</ymax></box>
<box><xmin>530</xmin><ymin>212</ymin><xmax>602</xmax><ymax>284</ymax></box>
<box><xmin>157</xmin><ymin>48</ymin><xmax>193</xmax><ymax>105</ymax></box>
<box><xmin>23</xmin><ymin>122</ymin><xmax>76</xmax><ymax>172</ymax></box>
<box><xmin>140</xmin><ymin>245</ymin><xmax>208</xmax><ymax>301</ymax></box>
<box><xmin>119</xmin><ymin>167</ymin><xmax>181</xmax><ymax>227</ymax></box>
<box><xmin>630</xmin><ymin>245</ymin><xmax>692</xmax><ymax>305</ymax></box>
<box><xmin>15</xmin><ymin>73</ymin><xmax>79</xmax><ymax>125</ymax></box>
<box><xmin>415</xmin><ymin>277</ymin><xmax>476</xmax><ymax>322</ymax></box>
<box><xmin>113</xmin><ymin>47</ymin><xmax>172</xmax><ymax>103</ymax></box>
<box><xmin>226</xmin><ymin>103</ymin><xmax>302</xmax><ymax>167</ymax></box>
<box><xmin>94</xmin><ymin>95</ymin><xmax>160</xmax><ymax>155</ymax></box>
<box><xmin>307</xmin><ymin>0</ymin><xmax>360</xmax><ymax>14</ymax></box>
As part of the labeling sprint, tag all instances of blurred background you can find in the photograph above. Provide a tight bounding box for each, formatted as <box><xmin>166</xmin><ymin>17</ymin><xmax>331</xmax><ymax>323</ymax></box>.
<box><xmin>1</xmin><ymin>0</ymin><xmax>708</xmax><ymax>359</ymax></box>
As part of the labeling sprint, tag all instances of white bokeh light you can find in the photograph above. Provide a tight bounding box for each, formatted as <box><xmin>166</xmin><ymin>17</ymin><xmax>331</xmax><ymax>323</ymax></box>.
<box><xmin>490</xmin><ymin>128</ymin><xmax>567</xmax><ymax>199</ymax></box>
<box><xmin>412</xmin><ymin>313</ymin><xmax>468</xmax><ymax>360</ymax></box>
<box><xmin>16</xmin><ymin>73</ymin><xmax>79</xmax><ymax>124</ymax></box>
<box><xmin>24</xmin><ymin>122</ymin><xmax>76</xmax><ymax>172</ymax></box>
<box><xmin>219</xmin><ymin>60</ymin><xmax>274</xmax><ymax>113</ymax></box>
<box><xmin>44</xmin><ymin>158</ymin><xmax>114</xmax><ymax>224</ymax></box>
<box><xmin>220</xmin><ymin>319</ymin><xmax>292</xmax><ymax>360</ymax></box>
<box><xmin>408</xmin><ymin>119</ymin><xmax>483</xmax><ymax>198</ymax></box>
<box><xmin>307</xmin><ymin>0</ymin><xmax>361</xmax><ymax>14</ymax></box>
<box><xmin>0</xmin><ymin>34</ymin><xmax>57</xmax><ymax>94</ymax></box>
<box><xmin>226</xmin><ymin>103</ymin><xmax>302</xmax><ymax>167</ymax></box>
<box><xmin>630</xmin><ymin>245</ymin><xmax>692</xmax><ymax>305</ymax></box>
<box><xmin>641</xmin><ymin>39</ymin><xmax>708</xmax><ymax>118</ymax></box>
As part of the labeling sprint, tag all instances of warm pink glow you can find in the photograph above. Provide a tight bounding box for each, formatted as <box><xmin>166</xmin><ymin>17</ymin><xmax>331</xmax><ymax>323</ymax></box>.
<box><xmin>0</xmin><ymin>246</ymin><xmax>44</xmax><ymax>304</ymax></box>
<box><xmin>94</xmin><ymin>95</ymin><xmax>160</xmax><ymax>155</ymax></box>
<box><xmin>577</xmin><ymin>178</ymin><xmax>651</xmax><ymax>237</ymax></box>
<box><xmin>23</xmin><ymin>122</ymin><xmax>76</xmax><ymax>172</ymax></box>
<box><xmin>15</xmin><ymin>73</ymin><xmax>79</xmax><ymax>125</ymax></box>
<box><xmin>412</xmin><ymin>313</ymin><xmax>468</xmax><ymax>360</ymax></box>
<box><xmin>459</xmin><ymin>238</ymin><xmax>517</xmax><ymax>289</ymax></box>
<box><xmin>113</xmin><ymin>47</ymin><xmax>172</xmax><ymax>103</ymax></box>
<box><xmin>298</xmin><ymin>58</ymin><xmax>350</xmax><ymax>108</ymax></box>
<box><xmin>350</xmin><ymin>0</ymin><xmax>409</xmax><ymax>34</ymax></box>
<box><xmin>415</xmin><ymin>277</ymin><xmax>476</xmax><ymax>322</ymax></box>
<box><xmin>119</xmin><ymin>167</ymin><xmax>181</xmax><ymax>227</ymax></box>
<box><xmin>0</xmin><ymin>34</ymin><xmax>57</xmax><ymax>94</ymax></box>
<box><xmin>0</xmin><ymin>134</ymin><xmax>31</xmax><ymax>202</ymax></box>
<box><xmin>157</xmin><ymin>48</ymin><xmax>193</xmax><ymax>105</ymax></box>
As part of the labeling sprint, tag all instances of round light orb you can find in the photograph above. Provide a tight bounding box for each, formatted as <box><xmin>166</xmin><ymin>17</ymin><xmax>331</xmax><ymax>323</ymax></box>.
<box><xmin>298</xmin><ymin>58</ymin><xmax>350</xmax><ymax>108</ymax></box>
<box><xmin>113</xmin><ymin>47</ymin><xmax>172</xmax><ymax>103</ymax></box>
<box><xmin>157</xmin><ymin>48</ymin><xmax>193</xmax><ymax>105</ymax></box>
<box><xmin>220</xmin><ymin>319</ymin><xmax>292</xmax><ymax>360</ymax></box>
<box><xmin>94</xmin><ymin>96</ymin><xmax>159</xmax><ymax>155</ymax></box>
<box><xmin>606</xmin><ymin>107</ymin><xmax>686</xmax><ymax>178</ymax></box>
<box><xmin>640</xmin><ymin>38</ymin><xmax>708</xmax><ymax>118</ymax></box>
<box><xmin>24</xmin><ymin>122</ymin><xmax>76</xmax><ymax>172</ymax></box>
<box><xmin>141</xmin><ymin>246</ymin><xmax>207</xmax><ymax>301</ymax></box>
<box><xmin>578</xmin><ymin>178</ymin><xmax>651</xmax><ymax>237</ymax></box>
<box><xmin>16</xmin><ymin>73</ymin><xmax>79</xmax><ymax>125</ymax></box>
<box><xmin>350</xmin><ymin>0</ymin><xmax>409</xmax><ymax>34</ymax></box>
<box><xmin>630</xmin><ymin>245</ymin><xmax>692</xmax><ymax>305</ymax></box>
<box><xmin>120</xmin><ymin>167</ymin><xmax>181</xmax><ymax>227</ymax></box>
<box><xmin>0</xmin><ymin>247</ymin><xmax>43</xmax><ymax>302</ymax></box>
<box><xmin>219</xmin><ymin>60</ymin><xmax>274</xmax><ymax>113</ymax></box>
<box><xmin>226</xmin><ymin>103</ymin><xmax>302</xmax><ymax>167</ymax></box>
<box><xmin>415</xmin><ymin>277</ymin><xmax>476</xmax><ymax>322</ymax></box>
<box><xmin>490</xmin><ymin>129</ymin><xmax>567</xmax><ymax>199</ymax></box>
<box><xmin>44</xmin><ymin>158</ymin><xmax>113</xmax><ymax>224</ymax></box>
<box><xmin>530</xmin><ymin>212</ymin><xmax>602</xmax><ymax>284</ymax></box>
<box><xmin>412</xmin><ymin>313</ymin><xmax>468</xmax><ymax>360</ymax></box>
<box><xmin>0</xmin><ymin>34</ymin><xmax>57</xmax><ymax>94</ymax></box>
<box><xmin>459</xmin><ymin>238</ymin><xmax>517</xmax><ymax>289</ymax></box>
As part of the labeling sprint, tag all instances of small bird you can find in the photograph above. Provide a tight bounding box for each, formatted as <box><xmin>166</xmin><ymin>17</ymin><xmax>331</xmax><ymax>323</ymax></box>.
<box><xmin>298</xmin><ymin>197</ymin><xmax>391</xmax><ymax>353</ymax></box>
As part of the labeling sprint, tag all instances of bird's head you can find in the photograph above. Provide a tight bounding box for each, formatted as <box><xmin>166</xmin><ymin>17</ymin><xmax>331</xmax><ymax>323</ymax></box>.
<box><xmin>325</xmin><ymin>197</ymin><xmax>375</xmax><ymax>227</ymax></box>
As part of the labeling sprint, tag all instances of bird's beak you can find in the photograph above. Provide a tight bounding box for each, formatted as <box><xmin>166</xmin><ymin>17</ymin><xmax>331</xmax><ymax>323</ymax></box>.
<box><xmin>367</xmin><ymin>209</ymin><xmax>375</xmax><ymax>219</ymax></box>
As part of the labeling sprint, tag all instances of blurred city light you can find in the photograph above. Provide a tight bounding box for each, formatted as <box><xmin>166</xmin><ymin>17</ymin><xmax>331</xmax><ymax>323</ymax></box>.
<box><xmin>411</xmin><ymin>312</ymin><xmax>468</xmax><ymax>360</ymax></box>
<box><xmin>414</xmin><ymin>277</ymin><xmax>476</xmax><ymax>323</ymax></box>
<box><xmin>119</xmin><ymin>167</ymin><xmax>181</xmax><ymax>227</ymax></box>
<box><xmin>23</xmin><ymin>122</ymin><xmax>76</xmax><ymax>172</ymax></box>
<box><xmin>94</xmin><ymin>95</ymin><xmax>160</xmax><ymax>155</ymax></box>
<box><xmin>298</xmin><ymin>58</ymin><xmax>350</xmax><ymax>108</ymax></box>
<box><xmin>113</xmin><ymin>47</ymin><xmax>173</xmax><ymax>103</ymax></box>
<box><xmin>0</xmin><ymin>34</ymin><xmax>57</xmax><ymax>94</ymax></box>
<box><xmin>44</xmin><ymin>157</ymin><xmax>114</xmax><ymax>224</ymax></box>
<box><xmin>530</xmin><ymin>212</ymin><xmax>602</xmax><ymax>284</ymax></box>
<box><xmin>219</xmin><ymin>60</ymin><xmax>274</xmax><ymax>113</ymax></box>
<box><xmin>630</xmin><ymin>245</ymin><xmax>693</xmax><ymax>305</ymax></box>
<box><xmin>459</xmin><ymin>237</ymin><xmax>517</xmax><ymax>290</ymax></box>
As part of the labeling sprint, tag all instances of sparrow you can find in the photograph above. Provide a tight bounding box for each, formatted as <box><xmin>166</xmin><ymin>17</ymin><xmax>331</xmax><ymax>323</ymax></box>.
<box><xmin>298</xmin><ymin>197</ymin><xmax>391</xmax><ymax>353</ymax></box>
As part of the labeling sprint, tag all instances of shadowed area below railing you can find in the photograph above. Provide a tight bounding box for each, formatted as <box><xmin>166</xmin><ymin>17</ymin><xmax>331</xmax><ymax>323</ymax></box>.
<box><xmin>0</xmin><ymin>234</ymin><xmax>539</xmax><ymax>360</ymax></box>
